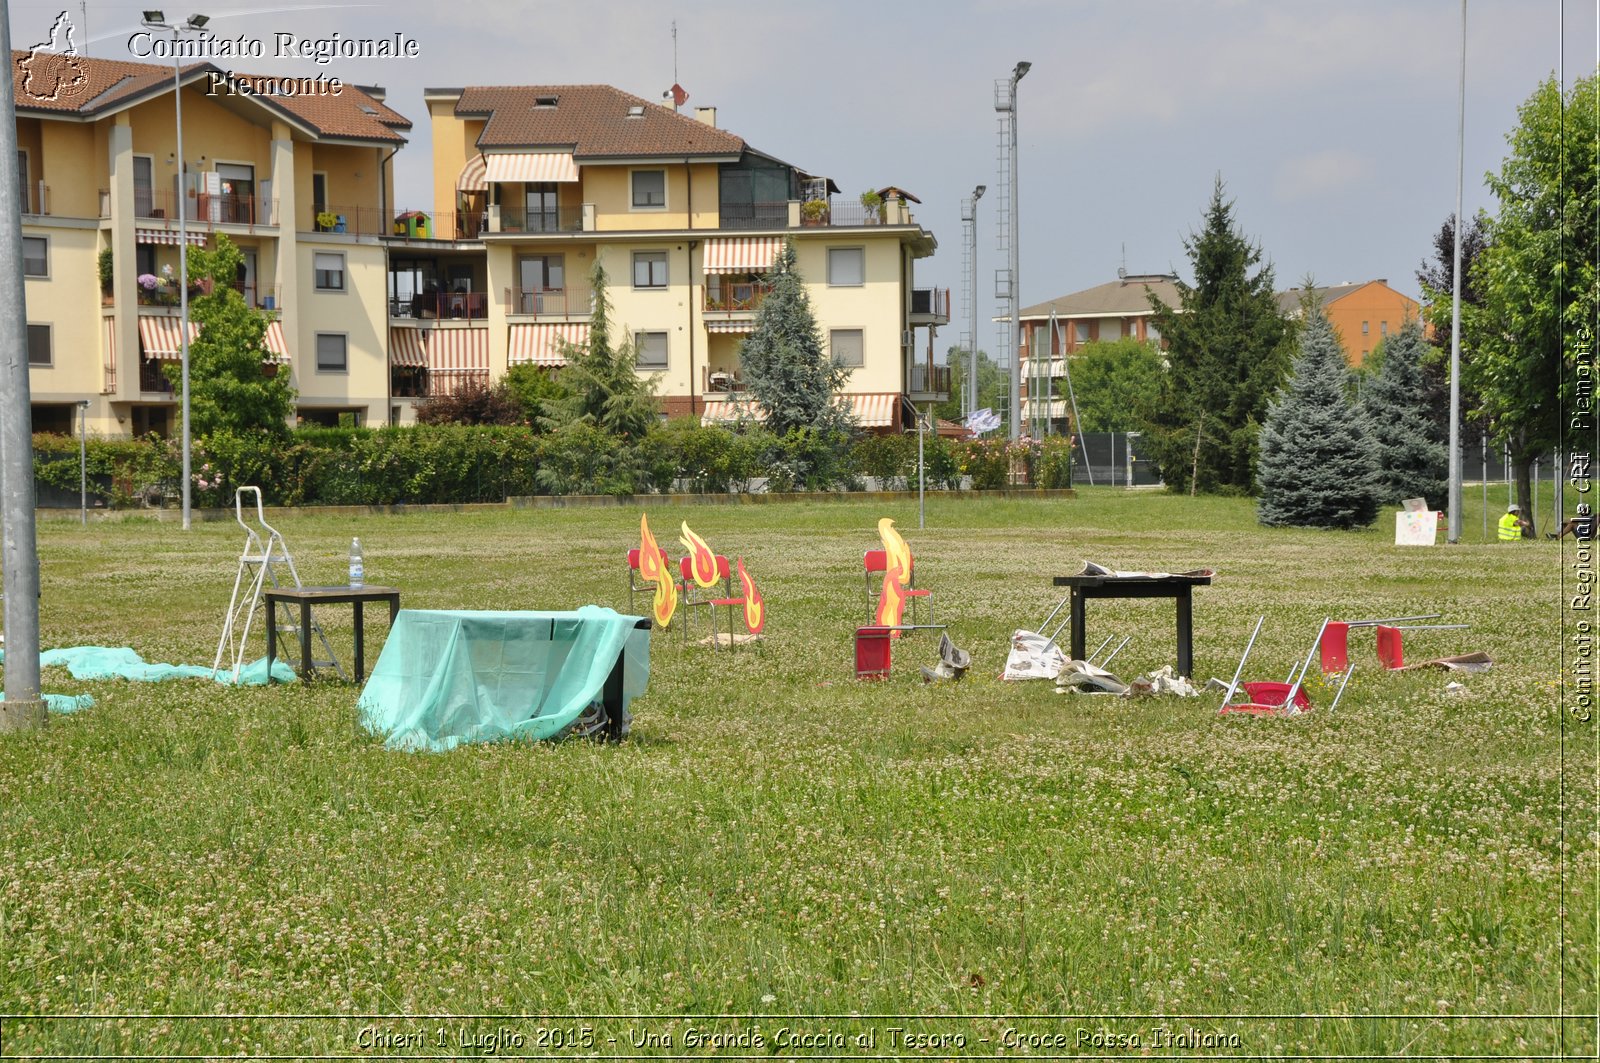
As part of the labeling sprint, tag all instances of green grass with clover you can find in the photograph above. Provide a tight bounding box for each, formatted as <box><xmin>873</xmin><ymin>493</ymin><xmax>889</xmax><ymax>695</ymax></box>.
<box><xmin>0</xmin><ymin>488</ymin><xmax>1591</xmax><ymax>1058</ymax></box>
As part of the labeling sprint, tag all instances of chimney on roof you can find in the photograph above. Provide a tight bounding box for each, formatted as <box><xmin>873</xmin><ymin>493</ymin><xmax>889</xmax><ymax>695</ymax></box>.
<box><xmin>695</xmin><ymin>106</ymin><xmax>717</xmax><ymax>127</ymax></box>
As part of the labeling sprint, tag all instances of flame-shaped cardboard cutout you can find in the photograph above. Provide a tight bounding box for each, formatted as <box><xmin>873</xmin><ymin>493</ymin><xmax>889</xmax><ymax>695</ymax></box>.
<box><xmin>652</xmin><ymin>566</ymin><xmax>679</xmax><ymax>628</ymax></box>
<box><xmin>679</xmin><ymin>521</ymin><xmax>719</xmax><ymax>589</ymax></box>
<box><xmin>737</xmin><ymin>556</ymin><xmax>765</xmax><ymax>634</ymax></box>
<box><xmin>638</xmin><ymin>514</ymin><xmax>666</xmax><ymax>585</ymax></box>
<box><xmin>875</xmin><ymin>563</ymin><xmax>908</xmax><ymax>628</ymax></box>
<box><xmin>877</xmin><ymin>517</ymin><xmax>913</xmax><ymax>586</ymax></box>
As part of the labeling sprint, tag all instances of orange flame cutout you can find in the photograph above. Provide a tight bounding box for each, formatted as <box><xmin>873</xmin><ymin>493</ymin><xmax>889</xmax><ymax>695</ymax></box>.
<box><xmin>652</xmin><ymin>570</ymin><xmax>678</xmax><ymax>628</ymax></box>
<box><xmin>737</xmin><ymin>557</ymin><xmax>765</xmax><ymax>634</ymax></box>
<box><xmin>679</xmin><ymin>521</ymin><xmax>718</xmax><ymax>589</ymax></box>
<box><xmin>877</xmin><ymin>517</ymin><xmax>913</xmax><ymax>586</ymax></box>
<box><xmin>875</xmin><ymin>564</ymin><xmax>907</xmax><ymax>628</ymax></box>
<box><xmin>638</xmin><ymin>514</ymin><xmax>665</xmax><ymax>585</ymax></box>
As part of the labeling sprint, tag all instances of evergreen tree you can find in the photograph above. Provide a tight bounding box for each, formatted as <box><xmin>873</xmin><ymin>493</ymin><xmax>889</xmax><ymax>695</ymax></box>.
<box><xmin>1358</xmin><ymin>317</ymin><xmax>1448</xmax><ymax>507</ymax></box>
<box><xmin>168</xmin><ymin>233</ymin><xmax>295</xmax><ymax>438</ymax></box>
<box><xmin>1142</xmin><ymin>177</ymin><xmax>1293</xmax><ymax>493</ymax></box>
<box><xmin>738</xmin><ymin>239</ymin><xmax>854</xmax><ymax>436</ymax></box>
<box><xmin>1257</xmin><ymin>302</ymin><xmax>1380</xmax><ymax>529</ymax></box>
<box><xmin>543</xmin><ymin>260</ymin><xmax>658</xmax><ymax>439</ymax></box>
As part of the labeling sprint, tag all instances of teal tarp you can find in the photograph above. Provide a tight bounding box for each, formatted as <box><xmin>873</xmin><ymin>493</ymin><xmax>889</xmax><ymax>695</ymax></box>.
<box><xmin>357</xmin><ymin>606</ymin><xmax>650</xmax><ymax>752</ymax></box>
<box><xmin>2</xmin><ymin>646</ymin><xmax>296</xmax><ymax>685</ymax></box>
<box><xmin>0</xmin><ymin>692</ymin><xmax>95</xmax><ymax>713</ymax></box>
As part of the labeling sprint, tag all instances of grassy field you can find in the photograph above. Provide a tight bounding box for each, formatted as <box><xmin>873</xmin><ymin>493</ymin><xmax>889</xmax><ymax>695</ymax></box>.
<box><xmin>0</xmin><ymin>488</ymin><xmax>1592</xmax><ymax>1059</ymax></box>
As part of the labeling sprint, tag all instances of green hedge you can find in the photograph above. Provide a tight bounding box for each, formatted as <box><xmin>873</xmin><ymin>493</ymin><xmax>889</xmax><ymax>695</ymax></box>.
<box><xmin>33</xmin><ymin>421</ymin><xmax>1073</xmax><ymax>508</ymax></box>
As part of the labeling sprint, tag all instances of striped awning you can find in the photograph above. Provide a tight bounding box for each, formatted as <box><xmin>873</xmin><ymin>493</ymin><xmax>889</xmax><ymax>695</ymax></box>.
<box><xmin>703</xmin><ymin>237</ymin><xmax>781</xmax><ymax>274</ymax></box>
<box><xmin>389</xmin><ymin>327</ymin><xmax>428</xmax><ymax>368</ymax></box>
<box><xmin>135</xmin><ymin>228</ymin><xmax>206</xmax><ymax>247</ymax></box>
<box><xmin>850</xmin><ymin>392</ymin><xmax>900</xmax><ymax>428</ymax></box>
<box><xmin>704</xmin><ymin>319</ymin><xmax>754</xmax><ymax>334</ymax></box>
<box><xmin>484</xmin><ymin>152</ymin><xmax>580</xmax><ymax>184</ymax></box>
<box><xmin>261</xmin><ymin>319</ymin><xmax>290</xmax><ymax>364</ymax></box>
<box><xmin>456</xmin><ymin>153</ymin><xmax>487</xmax><ymax>194</ymax></box>
<box><xmin>699</xmin><ymin>393</ymin><xmax>900</xmax><ymax>428</ymax></box>
<box><xmin>428</xmin><ymin>327</ymin><xmax>489</xmax><ymax>373</ymax></box>
<box><xmin>508</xmin><ymin>322</ymin><xmax>588</xmax><ymax>367</ymax></box>
<box><xmin>137</xmin><ymin>316</ymin><xmax>200</xmax><ymax>360</ymax></box>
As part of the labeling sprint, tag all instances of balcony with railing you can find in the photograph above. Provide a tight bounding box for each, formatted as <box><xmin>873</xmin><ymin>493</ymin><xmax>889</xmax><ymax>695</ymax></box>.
<box><xmin>704</xmin><ymin>281</ymin><xmax>773</xmax><ymax>314</ymax></box>
<box><xmin>504</xmin><ymin>284</ymin><xmax>593</xmax><ymax>319</ymax></box>
<box><xmin>391</xmin><ymin>291</ymin><xmax>490</xmax><ymax>321</ymax></box>
<box><xmin>139</xmin><ymin>357</ymin><xmax>174</xmax><ymax>394</ymax></box>
<box><xmin>110</xmin><ymin>189</ymin><xmax>279</xmax><ymax>229</ymax></box>
<box><xmin>306</xmin><ymin>206</ymin><xmax>390</xmax><ymax>238</ymax></box>
<box><xmin>910</xmin><ymin>287</ymin><xmax>950</xmax><ymax>325</ymax></box>
<box><xmin>489</xmin><ymin>204</ymin><xmax>585</xmax><ymax>235</ymax></box>
<box><xmin>908</xmin><ymin>363</ymin><xmax>951</xmax><ymax>401</ymax></box>
<box><xmin>384</xmin><ymin>210</ymin><xmax>488</xmax><ymax>242</ymax></box>
<box><xmin>703</xmin><ymin>366</ymin><xmax>746</xmax><ymax>394</ymax></box>
<box><xmin>719</xmin><ymin>202</ymin><xmax>791</xmax><ymax>231</ymax></box>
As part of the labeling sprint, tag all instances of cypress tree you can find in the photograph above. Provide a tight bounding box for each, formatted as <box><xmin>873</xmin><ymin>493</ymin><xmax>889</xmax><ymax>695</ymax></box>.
<box><xmin>1257</xmin><ymin>303</ymin><xmax>1381</xmax><ymax>529</ymax></box>
<box><xmin>1358</xmin><ymin>317</ymin><xmax>1448</xmax><ymax>507</ymax></box>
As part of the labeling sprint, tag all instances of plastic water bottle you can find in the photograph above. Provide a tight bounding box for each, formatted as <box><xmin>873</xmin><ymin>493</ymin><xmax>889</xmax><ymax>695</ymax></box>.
<box><xmin>349</xmin><ymin>537</ymin><xmax>364</xmax><ymax>587</ymax></box>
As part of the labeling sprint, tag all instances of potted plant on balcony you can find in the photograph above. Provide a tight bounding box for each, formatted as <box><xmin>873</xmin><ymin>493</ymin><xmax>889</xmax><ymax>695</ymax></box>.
<box><xmin>859</xmin><ymin>189</ymin><xmax>883</xmax><ymax>224</ymax></box>
<box><xmin>99</xmin><ymin>247</ymin><xmax>114</xmax><ymax>304</ymax></box>
<box><xmin>800</xmin><ymin>198</ymin><xmax>829</xmax><ymax>226</ymax></box>
<box><xmin>316</xmin><ymin>210</ymin><xmax>338</xmax><ymax>233</ymax></box>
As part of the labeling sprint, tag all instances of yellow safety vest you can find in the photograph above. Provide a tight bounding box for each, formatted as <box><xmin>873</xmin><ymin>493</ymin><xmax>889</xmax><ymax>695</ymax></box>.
<box><xmin>1498</xmin><ymin>513</ymin><xmax>1523</xmax><ymax>541</ymax></box>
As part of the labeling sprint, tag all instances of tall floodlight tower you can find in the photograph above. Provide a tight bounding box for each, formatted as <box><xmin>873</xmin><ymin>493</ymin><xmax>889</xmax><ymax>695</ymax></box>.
<box><xmin>961</xmin><ymin>184</ymin><xmax>986</xmax><ymax>417</ymax></box>
<box><xmin>995</xmin><ymin>62</ymin><xmax>1029</xmax><ymax>439</ymax></box>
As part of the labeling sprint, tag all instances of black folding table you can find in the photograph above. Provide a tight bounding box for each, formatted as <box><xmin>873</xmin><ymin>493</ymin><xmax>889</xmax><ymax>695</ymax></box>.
<box><xmin>1050</xmin><ymin>572</ymin><xmax>1213</xmax><ymax>678</ymax></box>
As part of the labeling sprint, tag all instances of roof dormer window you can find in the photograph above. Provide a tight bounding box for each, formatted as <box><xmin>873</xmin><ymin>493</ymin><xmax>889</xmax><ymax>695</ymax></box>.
<box><xmin>626</xmin><ymin>105</ymin><xmax>645</xmax><ymax>118</ymax></box>
<box><xmin>533</xmin><ymin>95</ymin><xmax>559</xmax><ymax>108</ymax></box>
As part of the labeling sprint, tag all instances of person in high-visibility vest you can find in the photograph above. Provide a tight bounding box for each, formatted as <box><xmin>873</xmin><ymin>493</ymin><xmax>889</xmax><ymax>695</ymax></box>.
<box><xmin>1499</xmin><ymin>504</ymin><xmax>1530</xmax><ymax>541</ymax></box>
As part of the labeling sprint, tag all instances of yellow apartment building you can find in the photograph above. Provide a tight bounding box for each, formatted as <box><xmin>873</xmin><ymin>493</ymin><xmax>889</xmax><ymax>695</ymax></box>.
<box><xmin>13</xmin><ymin>51</ymin><xmax>411</xmax><ymax>435</ymax></box>
<box><xmin>387</xmin><ymin>84</ymin><xmax>945</xmax><ymax>430</ymax></box>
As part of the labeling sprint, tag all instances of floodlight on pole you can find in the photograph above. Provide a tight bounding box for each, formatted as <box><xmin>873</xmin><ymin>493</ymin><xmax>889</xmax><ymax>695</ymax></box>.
<box><xmin>1002</xmin><ymin>61</ymin><xmax>1030</xmax><ymax>440</ymax></box>
<box><xmin>142</xmin><ymin>11</ymin><xmax>208</xmax><ymax>531</ymax></box>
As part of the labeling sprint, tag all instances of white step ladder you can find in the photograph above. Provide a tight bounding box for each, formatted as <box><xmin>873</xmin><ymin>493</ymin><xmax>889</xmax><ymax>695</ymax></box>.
<box><xmin>212</xmin><ymin>486</ymin><xmax>345</xmax><ymax>682</ymax></box>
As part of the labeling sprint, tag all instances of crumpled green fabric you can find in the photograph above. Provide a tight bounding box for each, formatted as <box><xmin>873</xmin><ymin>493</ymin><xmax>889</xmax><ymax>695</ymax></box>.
<box><xmin>2</xmin><ymin>646</ymin><xmax>296</xmax><ymax>685</ymax></box>
<box><xmin>0</xmin><ymin>691</ymin><xmax>95</xmax><ymax>713</ymax></box>
<box><xmin>357</xmin><ymin>606</ymin><xmax>650</xmax><ymax>752</ymax></box>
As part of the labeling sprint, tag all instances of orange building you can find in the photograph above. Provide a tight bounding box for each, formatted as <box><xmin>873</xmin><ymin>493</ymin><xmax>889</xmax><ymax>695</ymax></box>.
<box><xmin>1274</xmin><ymin>280</ymin><xmax>1421</xmax><ymax>365</ymax></box>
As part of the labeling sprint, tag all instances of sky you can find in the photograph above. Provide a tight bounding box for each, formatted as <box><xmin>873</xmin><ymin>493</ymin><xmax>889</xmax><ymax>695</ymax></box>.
<box><xmin>18</xmin><ymin>0</ymin><xmax>1598</xmax><ymax>357</ymax></box>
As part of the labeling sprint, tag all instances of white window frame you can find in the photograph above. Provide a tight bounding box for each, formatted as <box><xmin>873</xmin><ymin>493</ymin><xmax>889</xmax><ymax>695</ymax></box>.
<box><xmin>631</xmin><ymin>169</ymin><xmax>667</xmax><ymax>211</ymax></box>
<box><xmin>314</xmin><ymin>251</ymin><xmax>347</xmax><ymax>292</ymax></box>
<box><xmin>22</xmin><ymin>234</ymin><xmax>48</xmax><ymax>278</ymax></box>
<box><xmin>26</xmin><ymin>323</ymin><xmax>52</xmax><ymax>366</ymax></box>
<box><xmin>830</xmin><ymin>328</ymin><xmax>865</xmax><ymax>368</ymax></box>
<box><xmin>315</xmin><ymin>332</ymin><xmax>348</xmax><ymax>373</ymax></box>
<box><xmin>633</xmin><ymin>330</ymin><xmax>669</xmax><ymax>369</ymax></box>
<box><xmin>632</xmin><ymin>250</ymin><xmax>669</xmax><ymax>289</ymax></box>
<box><xmin>826</xmin><ymin>246</ymin><xmax>865</xmax><ymax>287</ymax></box>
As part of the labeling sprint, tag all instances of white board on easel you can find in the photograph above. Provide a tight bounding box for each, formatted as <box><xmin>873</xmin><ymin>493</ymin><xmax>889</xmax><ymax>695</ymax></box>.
<box><xmin>1395</xmin><ymin>510</ymin><xmax>1439</xmax><ymax>546</ymax></box>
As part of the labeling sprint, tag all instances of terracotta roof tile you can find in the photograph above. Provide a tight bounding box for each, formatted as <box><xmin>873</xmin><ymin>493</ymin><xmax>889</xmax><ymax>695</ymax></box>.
<box><xmin>1021</xmin><ymin>275</ymin><xmax>1182</xmax><ymax>319</ymax></box>
<box><xmin>12</xmin><ymin>51</ymin><xmax>409</xmax><ymax>142</ymax></box>
<box><xmin>455</xmin><ymin>84</ymin><xmax>744</xmax><ymax>157</ymax></box>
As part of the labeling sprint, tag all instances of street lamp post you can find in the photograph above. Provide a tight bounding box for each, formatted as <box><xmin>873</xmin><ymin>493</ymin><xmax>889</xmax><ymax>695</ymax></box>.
<box><xmin>140</xmin><ymin>10</ymin><xmax>208</xmax><ymax>531</ymax></box>
<box><xmin>963</xmin><ymin>184</ymin><xmax>985</xmax><ymax>418</ymax></box>
<box><xmin>1005</xmin><ymin>61</ymin><xmax>1029</xmax><ymax>440</ymax></box>
<box><xmin>1447</xmin><ymin>0</ymin><xmax>1465</xmax><ymax>542</ymax></box>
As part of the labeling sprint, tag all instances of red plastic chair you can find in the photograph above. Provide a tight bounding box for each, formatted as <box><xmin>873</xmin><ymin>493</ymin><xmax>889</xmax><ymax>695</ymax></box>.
<box><xmin>864</xmin><ymin>549</ymin><xmax>932</xmax><ymax>624</ymax></box>
<box><xmin>626</xmin><ymin>547</ymin><xmax>670</xmax><ymax>613</ymax></box>
<box><xmin>679</xmin><ymin>554</ymin><xmax>733</xmax><ymax>640</ymax></box>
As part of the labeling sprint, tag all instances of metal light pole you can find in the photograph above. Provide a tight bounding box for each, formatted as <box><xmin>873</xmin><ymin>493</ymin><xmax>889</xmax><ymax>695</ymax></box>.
<box><xmin>78</xmin><ymin>400</ymin><xmax>89</xmax><ymax>526</ymax></box>
<box><xmin>141</xmin><ymin>11</ymin><xmax>209</xmax><ymax>531</ymax></box>
<box><xmin>1006</xmin><ymin>61</ymin><xmax>1030</xmax><ymax>440</ymax></box>
<box><xmin>1447</xmin><ymin>0</ymin><xmax>1465</xmax><ymax>542</ymax></box>
<box><xmin>0</xmin><ymin>0</ymin><xmax>45</xmax><ymax>732</ymax></box>
<box><xmin>963</xmin><ymin>184</ymin><xmax>985</xmax><ymax>418</ymax></box>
